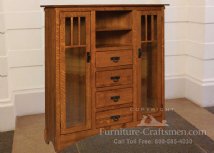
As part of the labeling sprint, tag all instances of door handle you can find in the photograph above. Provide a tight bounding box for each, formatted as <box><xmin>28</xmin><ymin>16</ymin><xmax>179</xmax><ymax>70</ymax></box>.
<box><xmin>138</xmin><ymin>48</ymin><xmax>142</xmax><ymax>58</ymax></box>
<box><xmin>87</xmin><ymin>52</ymin><xmax>91</xmax><ymax>63</ymax></box>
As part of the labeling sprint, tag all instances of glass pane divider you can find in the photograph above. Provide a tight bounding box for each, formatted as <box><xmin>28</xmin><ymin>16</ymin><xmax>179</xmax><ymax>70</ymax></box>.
<box><xmin>151</xmin><ymin>15</ymin><xmax>154</xmax><ymax>41</ymax></box>
<box><xmin>78</xmin><ymin>17</ymin><xmax>81</xmax><ymax>46</ymax></box>
<box><xmin>70</xmin><ymin>17</ymin><xmax>73</xmax><ymax>46</ymax></box>
<box><xmin>145</xmin><ymin>15</ymin><xmax>147</xmax><ymax>42</ymax></box>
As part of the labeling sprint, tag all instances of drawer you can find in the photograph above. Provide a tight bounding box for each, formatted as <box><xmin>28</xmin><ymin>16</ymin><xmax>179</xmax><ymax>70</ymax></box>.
<box><xmin>96</xmin><ymin>88</ymin><xmax>133</xmax><ymax>108</ymax></box>
<box><xmin>96</xmin><ymin>69</ymin><xmax>132</xmax><ymax>87</ymax></box>
<box><xmin>96</xmin><ymin>50</ymin><xmax>132</xmax><ymax>68</ymax></box>
<box><xmin>96</xmin><ymin>107</ymin><xmax>133</xmax><ymax>128</ymax></box>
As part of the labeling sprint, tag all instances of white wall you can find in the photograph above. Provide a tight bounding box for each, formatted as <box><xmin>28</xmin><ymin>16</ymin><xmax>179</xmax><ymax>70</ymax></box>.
<box><xmin>0</xmin><ymin>0</ymin><xmax>214</xmax><ymax>131</ymax></box>
<box><xmin>0</xmin><ymin>0</ymin><xmax>44</xmax><ymax>131</ymax></box>
<box><xmin>164</xmin><ymin>1</ymin><xmax>188</xmax><ymax>99</ymax></box>
<box><xmin>184</xmin><ymin>0</ymin><xmax>214</xmax><ymax>107</ymax></box>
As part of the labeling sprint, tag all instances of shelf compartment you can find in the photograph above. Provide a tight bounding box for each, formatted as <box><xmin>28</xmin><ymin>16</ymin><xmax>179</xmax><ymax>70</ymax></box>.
<box><xmin>96</xmin><ymin>10</ymin><xmax>132</xmax><ymax>31</ymax></box>
<box><xmin>96</xmin><ymin>30</ymin><xmax>132</xmax><ymax>50</ymax></box>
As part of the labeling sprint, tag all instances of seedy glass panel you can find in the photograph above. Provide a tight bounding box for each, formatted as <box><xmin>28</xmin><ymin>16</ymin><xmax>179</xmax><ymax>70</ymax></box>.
<box><xmin>140</xmin><ymin>14</ymin><xmax>159</xmax><ymax>113</ymax></box>
<box><xmin>65</xmin><ymin>47</ymin><xmax>86</xmax><ymax>128</ymax></box>
<box><xmin>141</xmin><ymin>42</ymin><xmax>158</xmax><ymax>113</ymax></box>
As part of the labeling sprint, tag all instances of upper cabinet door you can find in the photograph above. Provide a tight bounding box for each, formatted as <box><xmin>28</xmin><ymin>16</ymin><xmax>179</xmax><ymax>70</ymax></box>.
<box><xmin>136</xmin><ymin>11</ymin><xmax>164</xmax><ymax>120</ymax></box>
<box><xmin>59</xmin><ymin>12</ymin><xmax>91</xmax><ymax>134</ymax></box>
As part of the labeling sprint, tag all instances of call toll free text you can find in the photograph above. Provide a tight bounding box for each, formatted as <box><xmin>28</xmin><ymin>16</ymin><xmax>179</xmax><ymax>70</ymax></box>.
<box><xmin>113</xmin><ymin>138</ymin><xmax>193</xmax><ymax>145</ymax></box>
<box><xmin>113</xmin><ymin>138</ymin><xmax>152</xmax><ymax>145</ymax></box>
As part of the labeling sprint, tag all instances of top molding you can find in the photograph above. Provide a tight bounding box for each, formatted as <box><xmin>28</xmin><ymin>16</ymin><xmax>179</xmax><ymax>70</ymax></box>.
<box><xmin>41</xmin><ymin>4</ymin><xmax>169</xmax><ymax>8</ymax></box>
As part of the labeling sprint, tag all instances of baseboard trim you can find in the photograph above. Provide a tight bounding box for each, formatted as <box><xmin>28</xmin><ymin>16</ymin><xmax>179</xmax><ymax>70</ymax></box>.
<box><xmin>166</xmin><ymin>75</ymin><xmax>214</xmax><ymax>107</ymax></box>
<box><xmin>14</xmin><ymin>88</ymin><xmax>45</xmax><ymax>116</ymax></box>
<box><xmin>165</xmin><ymin>76</ymin><xmax>186</xmax><ymax>99</ymax></box>
<box><xmin>185</xmin><ymin>78</ymin><xmax>214</xmax><ymax>107</ymax></box>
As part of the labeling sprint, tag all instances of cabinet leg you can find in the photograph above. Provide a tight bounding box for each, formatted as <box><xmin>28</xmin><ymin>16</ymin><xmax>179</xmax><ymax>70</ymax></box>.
<box><xmin>44</xmin><ymin>129</ymin><xmax>50</xmax><ymax>144</ymax></box>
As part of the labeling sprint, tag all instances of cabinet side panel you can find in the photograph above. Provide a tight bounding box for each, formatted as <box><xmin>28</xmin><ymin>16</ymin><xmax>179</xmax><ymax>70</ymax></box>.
<box><xmin>161</xmin><ymin>7</ymin><xmax>165</xmax><ymax>120</ymax></box>
<box><xmin>45</xmin><ymin>8</ymin><xmax>57</xmax><ymax>143</ymax></box>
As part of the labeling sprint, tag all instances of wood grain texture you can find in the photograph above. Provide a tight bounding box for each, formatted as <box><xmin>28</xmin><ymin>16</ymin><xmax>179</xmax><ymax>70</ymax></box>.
<box><xmin>43</xmin><ymin>5</ymin><xmax>166</xmax><ymax>152</ymax></box>
<box><xmin>59</xmin><ymin>12</ymin><xmax>92</xmax><ymax>135</ymax></box>
<box><xmin>41</xmin><ymin>4</ymin><xmax>169</xmax><ymax>8</ymax></box>
<box><xmin>96</xmin><ymin>107</ymin><xmax>133</xmax><ymax>128</ymax></box>
<box><xmin>96</xmin><ymin>88</ymin><xmax>133</xmax><ymax>108</ymax></box>
<box><xmin>96</xmin><ymin>69</ymin><xmax>133</xmax><ymax>87</ymax></box>
<box><xmin>90</xmin><ymin>11</ymin><xmax>96</xmax><ymax>130</ymax></box>
<box><xmin>96</xmin><ymin>50</ymin><xmax>133</xmax><ymax>68</ymax></box>
<box><xmin>44</xmin><ymin>7</ymin><xmax>57</xmax><ymax>146</ymax></box>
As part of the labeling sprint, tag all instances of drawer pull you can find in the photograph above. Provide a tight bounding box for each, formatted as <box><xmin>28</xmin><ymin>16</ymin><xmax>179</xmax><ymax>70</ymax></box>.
<box><xmin>110</xmin><ymin>115</ymin><xmax>121</xmax><ymax>121</ymax></box>
<box><xmin>110</xmin><ymin>76</ymin><xmax>120</xmax><ymax>82</ymax></box>
<box><xmin>110</xmin><ymin>57</ymin><xmax>120</xmax><ymax>63</ymax></box>
<box><xmin>111</xmin><ymin>96</ymin><xmax>120</xmax><ymax>102</ymax></box>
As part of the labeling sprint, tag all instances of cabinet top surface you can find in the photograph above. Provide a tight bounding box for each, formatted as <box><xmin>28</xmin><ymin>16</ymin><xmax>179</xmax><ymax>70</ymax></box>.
<box><xmin>41</xmin><ymin>4</ymin><xmax>169</xmax><ymax>8</ymax></box>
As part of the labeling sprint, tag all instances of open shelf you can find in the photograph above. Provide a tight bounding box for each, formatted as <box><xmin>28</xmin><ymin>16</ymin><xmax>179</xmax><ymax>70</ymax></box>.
<box><xmin>95</xmin><ymin>10</ymin><xmax>133</xmax><ymax>50</ymax></box>
<box><xmin>96</xmin><ymin>10</ymin><xmax>132</xmax><ymax>31</ymax></box>
<box><xmin>96</xmin><ymin>30</ymin><xmax>132</xmax><ymax>50</ymax></box>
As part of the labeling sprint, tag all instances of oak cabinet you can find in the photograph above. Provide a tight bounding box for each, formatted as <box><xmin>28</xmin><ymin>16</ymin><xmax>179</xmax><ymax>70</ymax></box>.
<box><xmin>43</xmin><ymin>4</ymin><xmax>166</xmax><ymax>152</ymax></box>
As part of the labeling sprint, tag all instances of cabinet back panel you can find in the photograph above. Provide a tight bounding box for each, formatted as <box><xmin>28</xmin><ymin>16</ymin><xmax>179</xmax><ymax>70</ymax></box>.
<box><xmin>96</xmin><ymin>30</ymin><xmax>132</xmax><ymax>48</ymax></box>
<box><xmin>96</xmin><ymin>10</ymin><xmax>132</xmax><ymax>30</ymax></box>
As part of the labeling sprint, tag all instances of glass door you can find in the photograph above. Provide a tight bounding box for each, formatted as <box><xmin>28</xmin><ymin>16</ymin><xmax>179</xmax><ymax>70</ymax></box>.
<box><xmin>60</xmin><ymin>12</ymin><xmax>91</xmax><ymax>133</ymax></box>
<box><xmin>137</xmin><ymin>11</ymin><xmax>164</xmax><ymax>120</ymax></box>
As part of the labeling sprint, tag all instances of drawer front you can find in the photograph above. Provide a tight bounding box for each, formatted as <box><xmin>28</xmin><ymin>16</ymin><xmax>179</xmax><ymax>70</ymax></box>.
<box><xmin>96</xmin><ymin>88</ymin><xmax>133</xmax><ymax>108</ymax></box>
<box><xmin>96</xmin><ymin>69</ymin><xmax>133</xmax><ymax>87</ymax></box>
<box><xmin>96</xmin><ymin>50</ymin><xmax>132</xmax><ymax>68</ymax></box>
<box><xmin>96</xmin><ymin>107</ymin><xmax>133</xmax><ymax>128</ymax></box>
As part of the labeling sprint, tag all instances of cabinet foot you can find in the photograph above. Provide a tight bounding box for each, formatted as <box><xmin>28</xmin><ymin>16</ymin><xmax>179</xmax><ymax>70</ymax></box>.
<box><xmin>44</xmin><ymin>129</ymin><xmax>50</xmax><ymax>144</ymax></box>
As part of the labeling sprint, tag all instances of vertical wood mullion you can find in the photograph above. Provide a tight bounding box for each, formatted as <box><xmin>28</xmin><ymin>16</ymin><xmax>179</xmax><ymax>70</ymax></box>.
<box><xmin>70</xmin><ymin>17</ymin><xmax>73</xmax><ymax>47</ymax></box>
<box><xmin>145</xmin><ymin>15</ymin><xmax>147</xmax><ymax>41</ymax></box>
<box><xmin>78</xmin><ymin>17</ymin><xmax>81</xmax><ymax>45</ymax></box>
<box><xmin>151</xmin><ymin>15</ymin><xmax>154</xmax><ymax>41</ymax></box>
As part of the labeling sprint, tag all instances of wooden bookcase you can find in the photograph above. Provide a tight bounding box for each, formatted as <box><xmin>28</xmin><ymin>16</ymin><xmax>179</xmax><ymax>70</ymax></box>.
<box><xmin>42</xmin><ymin>4</ymin><xmax>167</xmax><ymax>152</ymax></box>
